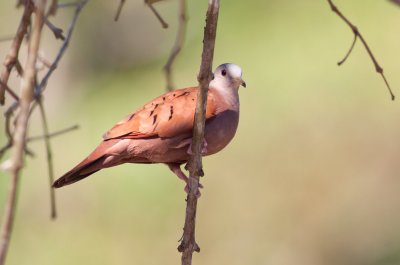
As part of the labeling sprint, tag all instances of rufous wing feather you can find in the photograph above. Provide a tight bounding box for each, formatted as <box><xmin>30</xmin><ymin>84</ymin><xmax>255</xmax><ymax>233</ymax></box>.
<box><xmin>103</xmin><ymin>87</ymin><xmax>217</xmax><ymax>140</ymax></box>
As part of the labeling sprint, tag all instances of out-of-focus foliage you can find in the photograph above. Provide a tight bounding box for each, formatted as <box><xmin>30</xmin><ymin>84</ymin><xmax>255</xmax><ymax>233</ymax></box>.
<box><xmin>1</xmin><ymin>0</ymin><xmax>400</xmax><ymax>265</ymax></box>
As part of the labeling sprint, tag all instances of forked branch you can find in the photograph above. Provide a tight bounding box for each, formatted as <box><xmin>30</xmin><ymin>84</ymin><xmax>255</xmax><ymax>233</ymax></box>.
<box><xmin>327</xmin><ymin>0</ymin><xmax>395</xmax><ymax>100</ymax></box>
<box><xmin>179</xmin><ymin>0</ymin><xmax>220</xmax><ymax>264</ymax></box>
<box><xmin>0</xmin><ymin>0</ymin><xmax>88</xmax><ymax>263</ymax></box>
<box><xmin>145</xmin><ymin>0</ymin><xmax>168</xmax><ymax>28</ymax></box>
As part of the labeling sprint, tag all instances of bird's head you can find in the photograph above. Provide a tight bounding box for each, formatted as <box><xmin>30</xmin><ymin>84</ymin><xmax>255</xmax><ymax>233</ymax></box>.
<box><xmin>212</xmin><ymin>63</ymin><xmax>246</xmax><ymax>90</ymax></box>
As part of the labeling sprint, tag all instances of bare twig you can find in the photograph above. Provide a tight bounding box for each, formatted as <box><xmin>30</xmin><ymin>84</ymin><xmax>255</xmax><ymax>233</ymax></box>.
<box><xmin>37</xmin><ymin>53</ymin><xmax>52</xmax><ymax>69</ymax></box>
<box><xmin>337</xmin><ymin>33</ymin><xmax>357</xmax><ymax>66</ymax></box>
<box><xmin>27</xmin><ymin>124</ymin><xmax>79</xmax><ymax>142</ymax></box>
<box><xmin>0</xmin><ymin>0</ymin><xmax>33</xmax><ymax>105</ymax></box>
<box><xmin>163</xmin><ymin>0</ymin><xmax>187</xmax><ymax>91</ymax></box>
<box><xmin>44</xmin><ymin>18</ymin><xmax>65</xmax><ymax>40</ymax></box>
<box><xmin>0</xmin><ymin>1</ymin><xmax>46</xmax><ymax>264</ymax></box>
<box><xmin>35</xmin><ymin>0</ymin><xmax>88</xmax><ymax>96</ymax></box>
<box><xmin>37</xmin><ymin>99</ymin><xmax>57</xmax><ymax>219</ymax></box>
<box><xmin>145</xmin><ymin>0</ymin><xmax>168</xmax><ymax>29</ymax></box>
<box><xmin>327</xmin><ymin>0</ymin><xmax>395</xmax><ymax>100</ymax></box>
<box><xmin>15</xmin><ymin>60</ymin><xmax>24</xmax><ymax>77</ymax></box>
<box><xmin>0</xmin><ymin>115</ymin><xmax>14</xmax><ymax>160</ymax></box>
<box><xmin>0</xmin><ymin>80</ymin><xmax>19</xmax><ymax>102</ymax></box>
<box><xmin>179</xmin><ymin>1</ymin><xmax>220</xmax><ymax>264</ymax></box>
<box><xmin>114</xmin><ymin>0</ymin><xmax>126</xmax><ymax>21</ymax></box>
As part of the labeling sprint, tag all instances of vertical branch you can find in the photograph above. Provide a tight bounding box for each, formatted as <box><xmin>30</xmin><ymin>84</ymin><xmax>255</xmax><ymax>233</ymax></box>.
<box><xmin>0</xmin><ymin>0</ymin><xmax>46</xmax><ymax>264</ymax></box>
<box><xmin>178</xmin><ymin>1</ymin><xmax>220</xmax><ymax>265</ymax></box>
<box><xmin>38</xmin><ymin>100</ymin><xmax>57</xmax><ymax>219</ymax></box>
<box><xmin>164</xmin><ymin>0</ymin><xmax>187</xmax><ymax>91</ymax></box>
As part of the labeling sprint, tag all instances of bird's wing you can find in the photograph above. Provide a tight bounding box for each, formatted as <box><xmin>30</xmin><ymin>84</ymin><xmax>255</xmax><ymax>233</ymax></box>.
<box><xmin>103</xmin><ymin>87</ymin><xmax>217</xmax><ymax>140</ymax></box>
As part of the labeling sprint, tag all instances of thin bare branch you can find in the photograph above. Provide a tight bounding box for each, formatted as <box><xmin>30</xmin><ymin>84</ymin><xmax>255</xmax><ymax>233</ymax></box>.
<box><xmin>327</xmin><ymin>0</ymin><xmax>395</xmax><ymax>100</ymax></box>
<box><xmin>114</xmin><ymin>0</ymin><xmax>126</xmax><ymax>21</ymax></box>
<box><xmin>44</xmin><ymin>18</ymin><xmax>65</xmax><ymax>40</ymax></box>
<box><xmin>37</xmin><ymin>53</ymin><xmax>52</xmax><ymax>69</ymax></box>
<box><xmin>27</xmin><ymin>124</ymin><xmax>79</xmax><ymax>142</ymax></box>
<box><xmin>35</xmin><ymin>0</ymin><xmax>88</xmax><ymax>96</ymax></box>
<box><xmin>0</xmin><ymin>0</ymin><xmax>33</xmax><ymax>105</ymax></box>
<box><xmin>0</xmin><ymin>115</ymin><xmax>14</xmax><ymax>160</ymax></box>
<box><xmin>15</xmin><ymin>60</ymin><xmax>24</xmax><ymax>77</ymax></box>
<box><xmin>145</xmin><ymin>0</ymin><xmax>168</xmax><ymax>29</ymax></box>
<box><xmin>0</xmin><ymin>1</ymin><xmax>46</xmax><ymax>264</ymax></box>
<box><xmin>337</xmin><ymin>33</ymin><xmax>357</xmax><ymax>66</ymax></box>
<box><xmin>38</xmin><ymin>99</ymin><xmax>57</xmax><ymax>219</ymax></box>
<box><xmin>0</xmin><ymin>81</ymin><xmax>19</xmax><ymax>102</ymax></box>
<box><xmin>179</xmin><ymin>1</ymin><xmax>220</xmax><ymax>264</ymax></box>
<box><xmin>163</xmin><ymin>0</ymin><xmax>187</xmax><ymax>91</ymax></box>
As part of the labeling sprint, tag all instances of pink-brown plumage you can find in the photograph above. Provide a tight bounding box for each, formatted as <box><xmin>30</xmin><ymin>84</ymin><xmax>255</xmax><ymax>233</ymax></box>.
<box><xmin>53</xmin><ymin>63</ymin><xmax>245</xmax><ymax>192</ymax></box>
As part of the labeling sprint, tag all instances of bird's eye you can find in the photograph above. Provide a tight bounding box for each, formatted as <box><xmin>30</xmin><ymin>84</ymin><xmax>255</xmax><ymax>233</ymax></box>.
<box><xmin>221</xmin><ymin>69</ymin><xmax>227</xmax><ymax>76</ymax></box>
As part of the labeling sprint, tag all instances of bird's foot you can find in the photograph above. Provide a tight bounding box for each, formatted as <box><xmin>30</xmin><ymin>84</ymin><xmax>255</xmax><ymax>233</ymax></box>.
<box><xmin>167</xmin><ymin>163</ymin><xmax>204</xmax><ymax>198</ymax></box>
<box><xmin>187</xmin><ymin>139</ymin><xmax>208</xmax><ymax>155</ymax></box>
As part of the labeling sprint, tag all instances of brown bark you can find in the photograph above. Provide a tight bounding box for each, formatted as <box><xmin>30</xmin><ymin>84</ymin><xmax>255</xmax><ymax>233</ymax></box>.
<box><xmin>179</xmin><ymin>1</ymin><xmax>220</xmax><ymax>265</ymax></box>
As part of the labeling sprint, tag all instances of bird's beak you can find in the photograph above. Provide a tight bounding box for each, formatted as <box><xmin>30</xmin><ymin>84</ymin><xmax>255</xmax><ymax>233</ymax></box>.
<box><xmin>241</xmin><ymin>79</ymin><xmax>246</xmax><ymax>88</ymax></box>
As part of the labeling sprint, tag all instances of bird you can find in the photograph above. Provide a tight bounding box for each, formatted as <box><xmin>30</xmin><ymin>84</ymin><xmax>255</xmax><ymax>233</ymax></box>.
<box><xmin>53</xmin><ymin>63</ymin><xmax>246</xmax><ymax>194</ymax></box>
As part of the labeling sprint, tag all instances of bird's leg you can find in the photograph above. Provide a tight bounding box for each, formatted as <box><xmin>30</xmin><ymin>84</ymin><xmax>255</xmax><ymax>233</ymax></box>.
<box><xmin>167</xmin><ymin>163</ymin><xmax>203</xmax><ymax>197</ymax></box>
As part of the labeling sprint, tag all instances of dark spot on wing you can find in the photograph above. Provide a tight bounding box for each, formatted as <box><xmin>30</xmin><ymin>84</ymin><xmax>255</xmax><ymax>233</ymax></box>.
<box><xmin>177</xmin><ymin>91</ymin><xmax>190</xmax><ymax>98</ymax></box>
<box><xmin>128</xmin><ymin>113</ymin><xmax>135</xmax><ymax>121</ymax></box>
<box><xmin>152</xmin><ymin>114</ymin><xmax>158</xmax><ymax>125</ymax></box>
<box><xmin>168</xmin><ymin>106</ymin><xmax>174</xmax><ymax>120</ymax></box>
<box><xmin>149</xmin><ymin>104</ymin><xmax>159</xmax><ymax>117</ymax></box>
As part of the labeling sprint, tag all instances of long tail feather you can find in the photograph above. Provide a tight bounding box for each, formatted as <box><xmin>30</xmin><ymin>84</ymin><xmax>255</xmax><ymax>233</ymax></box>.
<box><xmin>53</xmin><ymin>140</ymin><xmax>118</xmax><ymax>188</ymax></box>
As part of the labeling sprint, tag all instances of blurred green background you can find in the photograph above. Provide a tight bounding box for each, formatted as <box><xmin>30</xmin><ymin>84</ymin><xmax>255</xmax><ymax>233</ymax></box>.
<box><xmin>1</xmin><ymin>0</ymin><xmax>400</xmax><ymax>264</ymax></box>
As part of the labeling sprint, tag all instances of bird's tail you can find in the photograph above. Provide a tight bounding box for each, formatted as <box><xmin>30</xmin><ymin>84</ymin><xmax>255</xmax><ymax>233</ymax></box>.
<box><xmin>52</xmin><ymin>140</ymin><xmax>118</xmax><ymax>188</ymax></box>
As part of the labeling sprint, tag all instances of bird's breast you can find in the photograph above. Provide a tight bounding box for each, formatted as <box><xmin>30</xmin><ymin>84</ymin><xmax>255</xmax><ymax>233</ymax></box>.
<box><xmin>204</xmin><ymin>109</ymin><xmax>239</xmax><ymax>156</ymax></box>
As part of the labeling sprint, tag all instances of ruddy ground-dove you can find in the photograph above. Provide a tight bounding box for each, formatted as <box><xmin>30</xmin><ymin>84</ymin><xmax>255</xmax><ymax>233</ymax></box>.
<box><xmin>53</xmin><ymin>63</ymin><xmax>245</xmax><ymax>193</ymax></box>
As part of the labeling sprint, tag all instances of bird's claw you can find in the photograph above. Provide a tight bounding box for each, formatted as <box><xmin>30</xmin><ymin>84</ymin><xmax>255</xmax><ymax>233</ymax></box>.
<box><xmin>187</xmin><ymin>140</ymin><xmax>208</xmax><ymax>155</ymax></box>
